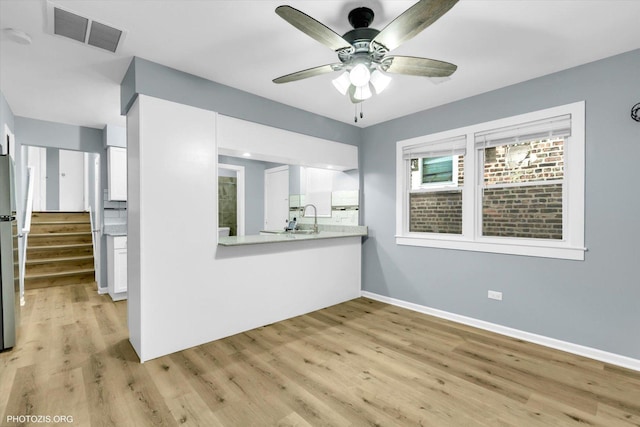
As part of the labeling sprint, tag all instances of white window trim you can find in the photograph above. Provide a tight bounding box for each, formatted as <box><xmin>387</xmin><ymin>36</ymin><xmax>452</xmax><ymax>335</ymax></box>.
<box><xmin>396</xmin><ymin>101</ymin><xmax>585</xmax><ymax>260</ymax></box>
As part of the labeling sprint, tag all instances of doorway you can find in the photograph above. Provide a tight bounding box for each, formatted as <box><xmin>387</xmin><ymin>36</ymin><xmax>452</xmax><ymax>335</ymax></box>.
<box><xmin>218</xmin><ymin>163</ymin><xmax>245</xmax><ymax>236</ymax></box>
<box><xmin>26</xmin><ymin>147</ymin><xmax>88</xmax><ymax>212</ymax></box>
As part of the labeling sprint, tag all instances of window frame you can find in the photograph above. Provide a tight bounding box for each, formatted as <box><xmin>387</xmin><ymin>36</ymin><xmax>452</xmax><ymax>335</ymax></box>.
<box><xmin>396</xmin><ymin>101</ymin><xmax>585</xmax><ymax>260</ymax></box>
<box><xmin>411</xmin><ymin>155</ymin><xmax>459</xmax><ymax>192</ymax></box>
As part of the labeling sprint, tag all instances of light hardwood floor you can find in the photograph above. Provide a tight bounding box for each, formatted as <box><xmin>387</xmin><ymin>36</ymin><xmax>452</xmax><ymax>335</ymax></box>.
<box><xmin>1</xmin><ymin>283</ymin><xmax>639</xmax><ymax>426</ymax></box>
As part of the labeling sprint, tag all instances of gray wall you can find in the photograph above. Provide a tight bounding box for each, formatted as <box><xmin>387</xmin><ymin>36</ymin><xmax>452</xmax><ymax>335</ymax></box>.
<box><xmin>15</xmin><ymin>117</ymin><xmax>104</xmax><ymax>212</ymax></box>
<box><xmin>0</xmin><ymin>91</ymin><xmax>15</xmax><ymax>155</ymax></box>
<box><xmin>122</xmin><ymin>57</ymin><xmax>362</xmax><ymax>148</ymax></box>
<box><xmin>361</xmin><ymin>49</ymin><xmax>640</xmax><ymax>360</ymax></box>
<box><xmin>45</xmin><ymin>149</ymin><xmax>60</xmax><ymax>210</ymax></box>
<box><xmin>16</xmin><ymin>117</ymin><xmax>103</xmax><ymax>153</ymax></box>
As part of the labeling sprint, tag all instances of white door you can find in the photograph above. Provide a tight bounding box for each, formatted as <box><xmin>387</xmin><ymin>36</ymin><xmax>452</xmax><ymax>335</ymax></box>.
<box><xmin>59</xmin><ymin>149</ymin><xmax>85</xmax><ymax>211</ymax></box>
<box><xmin>264</xmin><ymin>166</ymin><xmax>289</xmax><ymax>231</ymax></box>
<box><xmin>27</xmin><ymin>146</ymin><xmax>47</xmax><ymax>211</ymax></box>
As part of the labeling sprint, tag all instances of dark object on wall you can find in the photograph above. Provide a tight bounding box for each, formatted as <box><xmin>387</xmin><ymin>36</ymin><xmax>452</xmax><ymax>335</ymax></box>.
<box><xmin>631</xmin><ymin>103</ymin><xmax>640</xmax><ymax>122</ymax></box>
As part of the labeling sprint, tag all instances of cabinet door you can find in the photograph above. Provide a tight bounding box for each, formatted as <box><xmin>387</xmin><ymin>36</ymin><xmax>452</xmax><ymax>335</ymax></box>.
<box><xmin>113</xmin><ymin>249</ymin><xmax>128</xmax><ymax>293</ymax></box>
<box><xmin>108</xmin><ymin>147</ymin><xmax>127</xmax><ymax>201</ymax></box>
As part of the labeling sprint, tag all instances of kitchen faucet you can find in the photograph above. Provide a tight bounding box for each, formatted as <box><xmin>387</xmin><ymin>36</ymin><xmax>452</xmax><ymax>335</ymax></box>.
<box><xmin>301</xmin><ymin>204</ymin><xmax>318</xmax><ymax>234</ymax></box>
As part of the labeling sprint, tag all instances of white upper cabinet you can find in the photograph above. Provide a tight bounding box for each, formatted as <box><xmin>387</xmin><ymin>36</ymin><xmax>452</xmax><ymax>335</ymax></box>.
<box><xmin>217</xmin><ymin>115</ymin><xmax>358</xmax><ymax>171</ymax></box>
<box><xmin>107</xmin><ymin>146</ymin><xmax>127</xmax><ymax>201</ymax></box>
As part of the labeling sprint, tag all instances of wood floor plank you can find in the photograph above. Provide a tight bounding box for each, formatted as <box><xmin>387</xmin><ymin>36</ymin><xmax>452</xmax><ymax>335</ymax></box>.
<box><xmin>45</xmin><ymin>367</ymin><xmax>91</xmax><ymax>426</ymax></box>
<box><xmin>1</xmin><ymin>286</ymin><xmax>639</xmax><ymax>426</ymax></box>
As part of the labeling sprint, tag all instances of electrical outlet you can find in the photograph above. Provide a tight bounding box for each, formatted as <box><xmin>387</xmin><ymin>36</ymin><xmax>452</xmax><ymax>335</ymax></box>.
<box><xmin>488</xmin><ymin>290</ymin><xmax>503</xmax><ymax>301</ymax></box>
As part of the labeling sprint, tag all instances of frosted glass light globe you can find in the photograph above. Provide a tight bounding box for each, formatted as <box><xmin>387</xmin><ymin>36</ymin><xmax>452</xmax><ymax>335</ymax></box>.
<box><xmin>349</xmin><ymin>64</ymin><xmax>371</xmax><ymax>87</ymax></box>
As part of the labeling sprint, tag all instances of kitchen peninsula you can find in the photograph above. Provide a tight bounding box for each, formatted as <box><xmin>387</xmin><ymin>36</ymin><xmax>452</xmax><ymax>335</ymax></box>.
<box><xmin>219</xmin><ymin>225</ymin><xmax>367</xmax><ymax>246</ymax></box>
<box><xmin>124</xmin><ymin>89</ymin><xmax>363</xmax><ymax>363</ymax></box>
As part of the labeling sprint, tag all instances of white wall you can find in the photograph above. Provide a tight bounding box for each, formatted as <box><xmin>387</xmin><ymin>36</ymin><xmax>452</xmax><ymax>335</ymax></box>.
<box><xmin>127</xmin><ymin>95</ymin><xmax>361</xmax><ymax>362</ymax></box>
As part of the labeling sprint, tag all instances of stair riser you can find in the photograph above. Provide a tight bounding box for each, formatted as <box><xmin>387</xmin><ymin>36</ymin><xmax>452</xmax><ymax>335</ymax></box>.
<box><xmin>27</xmin><ymin>245</ymin><xmax>93</xmax><ymax>260</ymax></box>
<box><xmin>25</xmin><ymin>272</ymin><xmax>95</xmax><ymax>290</ymax></box>
<box><xmin>26</xmin><ymin>259</ymin><xmax>95</xmax><ymax>275</ymax></box>
<box><xmin>30</xmin><ymin>223</ymin><xmax>91</xmax><ymax>234</ymax></box>
<box><xmin>29</xmin><ymin>234</ymin><xmax>92</xmax><ymax>246</ymax></box>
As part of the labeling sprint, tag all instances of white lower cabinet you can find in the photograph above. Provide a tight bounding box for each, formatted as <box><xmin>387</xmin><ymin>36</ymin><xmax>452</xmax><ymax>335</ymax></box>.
<box><xmin>107</xmin><ymin>236</ymin><xmax>127</xmax><ymax>301</ymax></box>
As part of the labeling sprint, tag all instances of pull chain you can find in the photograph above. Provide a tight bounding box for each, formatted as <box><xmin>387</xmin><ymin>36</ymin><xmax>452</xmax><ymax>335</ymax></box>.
<box><xmin>354</xmin><ymin>103</ymin><xmax>364</xmax><ymax>123</ymax></box>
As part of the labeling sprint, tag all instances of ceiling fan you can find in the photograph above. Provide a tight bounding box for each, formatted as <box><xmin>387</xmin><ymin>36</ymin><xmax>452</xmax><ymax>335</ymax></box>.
<box><xmin>273</xmin><ymin>0</ymin><xmax>459</xmax><ymax>115</ymax></box>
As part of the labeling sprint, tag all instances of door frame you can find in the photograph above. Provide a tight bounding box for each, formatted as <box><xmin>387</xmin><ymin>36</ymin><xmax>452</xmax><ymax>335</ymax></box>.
<box><xmin>218</xmin><ymin>163</ymin><xmax>245</xmax><ymax>236</ymax></box>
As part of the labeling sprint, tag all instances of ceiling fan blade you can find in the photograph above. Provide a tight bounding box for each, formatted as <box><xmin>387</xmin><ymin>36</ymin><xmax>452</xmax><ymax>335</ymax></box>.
<box><xmin>273</xmin><ymin>64</ymin><xmax>343</xmax><ymax>84</ymax></box>
<box><xmin>275</xmin><ymin>5</ymin><xmax>352</xmax><ymax>52</ymax></box>
<box><xmin>371</xmin><ymin>0</ymin><xmax>459</xmax><ymax>52</ymax></box>
<box><xmin>382</xmin><ymin>56</ymin><xmax>457</xmax><ymax>77</ymax></box>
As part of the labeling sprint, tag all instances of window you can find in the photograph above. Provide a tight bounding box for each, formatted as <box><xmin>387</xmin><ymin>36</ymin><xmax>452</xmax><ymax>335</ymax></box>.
<box><xmin>404</xmin><ymin>136</ymin><xmax>465</xmax><ymax>234</ymax></box>
<box><xmin>396</xmin><ymin>102</ymin><xmax>585</xmax><ymax>260</ymax></box>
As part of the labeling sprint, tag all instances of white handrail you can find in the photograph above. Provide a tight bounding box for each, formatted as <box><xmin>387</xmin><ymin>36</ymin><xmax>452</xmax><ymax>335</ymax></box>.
<box><xmin>19</xmin><ymin>166</ymin><xmax>34</xmax><ymax>305</ymax></box>
<box><xmin>23</xmin><ymin>166</ymin><xmax>34</xmax><ymax>233</ymax></box>
<box><xmin>88</xmin><ymin>206</ymin><xmax>100</xmax><ymax>285</ymax></box>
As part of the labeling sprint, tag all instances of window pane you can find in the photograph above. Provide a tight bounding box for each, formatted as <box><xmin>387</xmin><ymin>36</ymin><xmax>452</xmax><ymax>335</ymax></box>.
<box><xmin>411</xmin><ymin>155</ymin><xmax>464</xmax><ymax>190</ymax></box>
<box><xmin>422</xmin><ymin>156</ymin><xmax>453</xmax><ymax>183</ymax></box>
<box><xmin>484</xmin><ymin>138</ymin><xmax>564</xmax><ymax>186</ymax></box>
<box><xmin>482</xmin><ymin>183</ymin><xmax>563</xmax><ymax>239</ymax></box>
<box><xmin>410</xmin><ymin>191</ymin><xmax>462</xmax><ymax>234</ymax></box>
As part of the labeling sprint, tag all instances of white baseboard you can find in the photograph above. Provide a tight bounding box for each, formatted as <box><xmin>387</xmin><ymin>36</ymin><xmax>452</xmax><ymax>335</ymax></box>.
<box><xmin>361</xmin><ymin>291</ymin><xmax>640</xmax><ymax>373</ymax></box>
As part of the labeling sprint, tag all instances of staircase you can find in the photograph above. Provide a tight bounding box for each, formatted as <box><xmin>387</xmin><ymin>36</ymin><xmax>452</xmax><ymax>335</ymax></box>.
<box><xmin>25</xmin><ymin>212</ymin><xmax>95</xmax><ymax>290</ymax></box>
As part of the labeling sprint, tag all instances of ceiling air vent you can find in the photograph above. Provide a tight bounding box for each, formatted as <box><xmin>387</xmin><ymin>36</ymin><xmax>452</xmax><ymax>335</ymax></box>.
<box><xmin>47</xmin><ymin>1</ymin><xmax>126</xmax><ymax>53</ymax></box>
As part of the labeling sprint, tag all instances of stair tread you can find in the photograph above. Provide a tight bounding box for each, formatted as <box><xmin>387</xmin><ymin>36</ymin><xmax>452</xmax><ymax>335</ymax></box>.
<box><xmin>27</xmin><ymin>243</ymin><xmax>92</xmax><ymax>249</ymax></box>
<box><xmin>25</xmin><ymin>268</ymin><xmax>95</xmax><ymax>279</ymax></box>
<box><xmin>31</xmin><ymin>220</ymin><xmax>89</xmax><ymax>225</ymax></box>
<box><xmin>26</xmin><ymin>212</ymin><xmax>96</xmax><ymax>289</ymax></box>
<box><xmin>30</xmin><ymin>231</ymin><xmax>91</xmax><ymax>236</ymax></box>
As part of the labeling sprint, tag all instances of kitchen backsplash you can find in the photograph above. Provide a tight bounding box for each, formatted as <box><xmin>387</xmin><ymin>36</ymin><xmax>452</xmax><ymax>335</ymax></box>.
<box><xmin>289</xmin><ymin>190</ymin><xmax>359</xmax><ymax>226</ymax></box>
<box><xmin>103</xmin><ymin>189</ymin><xmax>127</xmax><ymax>225</ymax></box>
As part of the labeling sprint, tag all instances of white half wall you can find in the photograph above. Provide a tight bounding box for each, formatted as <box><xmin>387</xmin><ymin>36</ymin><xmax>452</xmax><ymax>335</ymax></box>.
<box><xmin>127</xmin><ymin>95</ymin><xmax>361</xmax><ymax>362</ymax></box>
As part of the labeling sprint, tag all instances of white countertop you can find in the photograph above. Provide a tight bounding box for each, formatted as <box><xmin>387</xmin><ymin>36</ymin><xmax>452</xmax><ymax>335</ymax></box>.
<box><xmin>218</xmin><ymin>225</ymin><xmax>367</xmax><ymax>247</ymax></box>
<box><xmin>103</xmin><ymin>224</ymin><xmax>127</xmax><ymax>236</ymax></box>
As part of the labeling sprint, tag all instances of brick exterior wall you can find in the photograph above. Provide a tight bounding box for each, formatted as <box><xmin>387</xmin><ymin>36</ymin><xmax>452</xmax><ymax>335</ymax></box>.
<box><xmin>484</xmin><ymin>139</ymin><xmax>564</xmax><ymax>185</ymax></box>
<box><xmin>482</xmin><ymin>183</ymin><xmax>563</xmax><ymax>239</ymax></box>
<box><xmin>410</xmin><ymin>191</ymin><xmax>462</xmax><ymax>234</ymax></box>
<box><xmin>482</xmin><ymin>138</ymin><xmax>564</xmax><ymax>239</ymax></box>
<box><xmin>408</xmin><ymin>139</ymin><xmax>564</xmax><ymax>239</ymax></box>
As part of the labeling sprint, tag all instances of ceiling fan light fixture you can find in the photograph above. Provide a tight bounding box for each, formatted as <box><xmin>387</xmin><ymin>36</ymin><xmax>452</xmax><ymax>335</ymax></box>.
<box><xmin>370</xmin><ymin>70</ymin><xmax>391</xmax><ymax>94</ymax></box>
<box><xmin>332</xmin><ymin>71</ymin><xmax>351</xmax><ymax>95</ymax></box>
<box><xmin>353</xmin><ymin>83</ymin><xmax>373</xmax><ymax>101</ymax></box>
<box><xmin>349</xmin><ymin>63</ymin><xmax>371</xmax><ymax>87</ymax></box>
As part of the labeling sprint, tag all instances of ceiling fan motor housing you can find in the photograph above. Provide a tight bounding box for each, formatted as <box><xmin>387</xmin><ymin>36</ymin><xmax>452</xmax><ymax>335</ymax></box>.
<box><xmin>348</xmin><ymin>7</ymin><xmax>375</xmax><ymax>29</ymax></box>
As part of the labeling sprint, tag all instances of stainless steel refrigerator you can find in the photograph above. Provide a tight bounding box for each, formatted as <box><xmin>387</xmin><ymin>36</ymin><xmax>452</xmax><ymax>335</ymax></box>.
<box><xmin>0</xmin><ymin>154</ymin><xmax>19</xmax><ymax>351</ymax></box>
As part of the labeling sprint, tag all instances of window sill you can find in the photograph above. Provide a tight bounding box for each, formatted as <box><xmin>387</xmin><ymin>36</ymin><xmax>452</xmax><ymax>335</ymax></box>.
<box><xmin>395</xmin><ymin>235</ymin><xmax>586</xmax><ymax>260</ymax></box>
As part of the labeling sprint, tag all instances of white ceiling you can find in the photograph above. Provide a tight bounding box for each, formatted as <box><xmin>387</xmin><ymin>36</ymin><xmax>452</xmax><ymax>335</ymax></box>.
<box><xmin>1</xmin><ymin>0</ymin><xmax>639</xmax><ymax>130</ymax></box>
